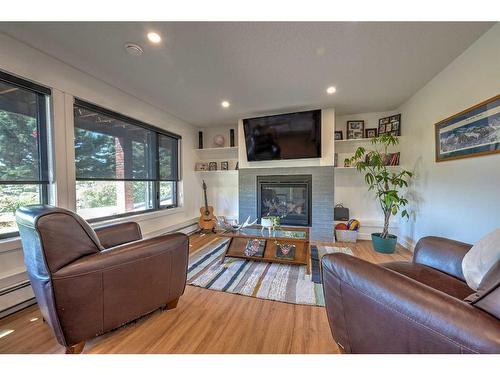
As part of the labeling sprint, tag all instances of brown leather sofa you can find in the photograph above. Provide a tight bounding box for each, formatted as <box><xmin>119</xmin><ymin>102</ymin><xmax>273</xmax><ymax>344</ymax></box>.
<box><xmin>321</xmin><ymin>236</ymin><xmax>500</xmax><ymax>354</ymax></box>
<box><xmin>16</xmin><ymin>205</ymin><xmax>189</xmax><ymax>353</ymax></box>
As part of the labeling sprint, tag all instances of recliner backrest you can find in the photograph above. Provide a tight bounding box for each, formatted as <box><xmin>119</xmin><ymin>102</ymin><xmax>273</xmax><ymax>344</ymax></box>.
<box><xmin>16</xmin><ymin>205</ymin><xmax>103</xmax><ymax>273</ymax></box>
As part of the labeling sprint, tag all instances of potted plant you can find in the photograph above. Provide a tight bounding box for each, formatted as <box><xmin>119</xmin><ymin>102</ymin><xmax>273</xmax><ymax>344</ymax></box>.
<box><xmin>349</xmin><ymin>134</ymin><xmax>413</xmax><ymax>253</ymax></box>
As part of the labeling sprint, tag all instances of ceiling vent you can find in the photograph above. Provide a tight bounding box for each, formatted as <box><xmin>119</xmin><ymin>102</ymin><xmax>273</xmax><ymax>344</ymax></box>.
<box><xmin>124</xmin><ymin>43</ymin><xmax>143</xmax><ymax>56</ymax></box>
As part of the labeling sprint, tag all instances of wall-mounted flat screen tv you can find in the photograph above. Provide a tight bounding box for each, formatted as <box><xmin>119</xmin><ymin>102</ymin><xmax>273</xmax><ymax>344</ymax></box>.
<box><xmin>243</xmin><ymin>109</ymin><xmax>321</xmax><ymax>161</ymax></box>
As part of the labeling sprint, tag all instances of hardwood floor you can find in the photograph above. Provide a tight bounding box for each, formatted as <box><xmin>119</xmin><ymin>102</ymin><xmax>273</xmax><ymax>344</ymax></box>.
<box><xmin>0</xmin><ymin>232</ymin><xmax>411</xmax><ymax>354</ymax></box>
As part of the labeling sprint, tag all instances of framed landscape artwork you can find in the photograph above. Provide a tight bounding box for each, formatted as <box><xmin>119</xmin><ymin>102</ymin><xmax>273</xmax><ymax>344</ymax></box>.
<box><xmin>347</xmin><ymin>120</ymin><xmax>364</xmax><ymax>139</ymax></box>
<box><xmin>435</xmin><ymin>94</ymin><xmax>500</xmax><ymax>162</ymax></box>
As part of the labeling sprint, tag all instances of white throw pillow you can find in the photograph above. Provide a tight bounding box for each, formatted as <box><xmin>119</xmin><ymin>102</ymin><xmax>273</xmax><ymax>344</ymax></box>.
<box><xmin>462</xmin><ymin>228</ymin><xmax>500</xmax><ymax>290</ymax></box>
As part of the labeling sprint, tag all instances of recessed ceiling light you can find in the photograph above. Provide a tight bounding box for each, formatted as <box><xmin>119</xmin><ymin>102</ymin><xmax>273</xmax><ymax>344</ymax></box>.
<box><xmin>147</xmin><ymin>32</ymin><xmax>162</xmax><ymax>44</ymax></box>
<box><xmin>124</xmin><ymin>43</ymin><xmax>143</xmax><ymax>56</ymax></box>
<box><xmin>221</xmin><ymin>101</ymin><xmax>230</xmax><ymax>108</ymax></box>
<box><xmin>326</xmin><ymin>86</ymin><xmax>337</xmax><ymax>94</ymax></box>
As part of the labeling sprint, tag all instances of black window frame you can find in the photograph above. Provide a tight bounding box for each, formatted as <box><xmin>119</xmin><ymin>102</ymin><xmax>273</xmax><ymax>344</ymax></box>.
<box><xmin>0</xmin><ymin>71</ymin><xmax>51</xmax><ymax>239</ymax></box>
<box><xmin>73</xmin><ymin>99</ymin><xmax>181</xmax><ymax>223</ymax></box>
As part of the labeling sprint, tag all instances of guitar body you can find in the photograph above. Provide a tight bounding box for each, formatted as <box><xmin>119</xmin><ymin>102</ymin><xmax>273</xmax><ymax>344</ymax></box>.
<box><xmin>199</xmin><ymin>206</ymin><xmax>216</xmax><ymax>230</ymax></box>
<box><xmin>199</xmin><ymin>180</ymin><xmax>216</xmax><ymax>232</ymax></box>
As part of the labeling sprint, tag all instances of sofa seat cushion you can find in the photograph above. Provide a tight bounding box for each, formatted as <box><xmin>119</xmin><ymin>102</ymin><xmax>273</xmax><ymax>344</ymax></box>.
<box><xmin>382</xmin><ymin>261</ymin><xmax>474</xmax><ymax>300</ymax></box>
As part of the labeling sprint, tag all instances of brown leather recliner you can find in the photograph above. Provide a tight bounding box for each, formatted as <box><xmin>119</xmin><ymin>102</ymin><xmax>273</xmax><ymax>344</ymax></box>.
<box><xmin>321</xmin><ymin>236</ymin><xmax>500</xmax><ymax>354</ymax></box>
<box><xmin>16</xmin><ymin>205</ymin><xmax>189</xmax><ymax>353</ymax></box>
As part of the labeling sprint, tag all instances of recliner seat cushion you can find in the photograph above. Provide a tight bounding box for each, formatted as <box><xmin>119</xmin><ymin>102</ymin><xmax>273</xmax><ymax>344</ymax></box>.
<box><xmin>383</xmin><ymin>261</ymin><xmax>474</xmax><ymax>300</ymax></box>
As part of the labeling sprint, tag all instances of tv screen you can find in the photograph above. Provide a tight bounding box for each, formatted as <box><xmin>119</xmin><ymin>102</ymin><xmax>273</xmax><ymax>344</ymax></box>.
<box><xmin>243</xmin><ymin>110</ymin><xmax>321</xmax><ymax>161</ymax></box>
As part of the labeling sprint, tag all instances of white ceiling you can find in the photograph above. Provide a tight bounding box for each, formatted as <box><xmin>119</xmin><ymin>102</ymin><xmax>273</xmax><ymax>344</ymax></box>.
<box><xmin>0</xmin><ymin>22</ymin><xmax>493</xmax><ymax>127</ymax></box>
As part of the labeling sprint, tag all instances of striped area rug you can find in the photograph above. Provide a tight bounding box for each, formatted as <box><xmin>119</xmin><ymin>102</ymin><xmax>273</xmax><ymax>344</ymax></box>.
<box><xmin>187</xmin><ymin>238</ymin><xmax>353</xmax><ymax>307</ymax></box>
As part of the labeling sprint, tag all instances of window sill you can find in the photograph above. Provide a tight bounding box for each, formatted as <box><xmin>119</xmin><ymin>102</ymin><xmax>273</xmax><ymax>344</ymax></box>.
<box><xmin>89</xmin><ymin>206</ymin><xmax>185</xmax><ymax>227</ymax></box>
<box><xmin>0</xmin><ymin>206</ymin><xmax>185</xmax><ymax>253</ymax></box>
<box><xmin>0</xmin><ymin>236</ymin><xmax>22</xmax><ymax>253</ymax></box>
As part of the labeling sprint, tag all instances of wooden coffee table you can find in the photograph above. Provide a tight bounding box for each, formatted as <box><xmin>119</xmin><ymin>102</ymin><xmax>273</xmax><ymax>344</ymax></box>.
<box><xmin>219</xmin><ymin>225</ymin><xmax>311</xmax><ymax>274</ymax></box>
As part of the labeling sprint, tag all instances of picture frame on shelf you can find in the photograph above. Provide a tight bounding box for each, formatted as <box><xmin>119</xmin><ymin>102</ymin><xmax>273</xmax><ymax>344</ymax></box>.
<box><xmin>208</xmin><ymin>161</ymin><xmax>218</xmax><ymax>171</ymax></box>
<box><xmin>220</xmin><ymin>161</ymin><xmax>229</xmax><ymax>170</ymax></box>
<box><xmin>435</xmin><ymin>94</ymin><xmax>500</xmax><ymax>162</ymax></box>
<box><xmin>378</xmin><ymin>114</ymin><xmax>401</xmax><ymax>136</ymax></box>
<box><xmin>195</xmin><ymin>162</ymin><xmax>208</xmax><ymax>171</ymax></box>
<box><xmin>334</xmin><ymin>131</ymin><xmax>343</xmax><ymax>140</ymax></box>
<box><xmin>365</xmin><ymin>128</ymin><xmax>378</xmax><ymax>138</ymax></box>
<box><xmin>346</xmin><ymin>120</ymin><xmax>364</xmax><ymax>139</ymax></box>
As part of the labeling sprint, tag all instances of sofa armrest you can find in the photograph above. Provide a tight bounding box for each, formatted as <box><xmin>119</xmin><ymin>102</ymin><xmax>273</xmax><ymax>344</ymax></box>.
<box><xmin>94</xmin><ymin>222</ymin><xmax>142</xmax><ymax>249</ymax></box>
<box><xmin>321</xmin><ymin>253</ymin><xmax>500</xmax><ymax>353</ymax></box>
<box><xmin>54</xmin><ymin>233</ymin><xmax>187</xmax><ymax>278</ymax></box>
<box><xmin>413</xmin><ymin>236</ymin><xmax>472</xmax><ymax>281</ymax></box>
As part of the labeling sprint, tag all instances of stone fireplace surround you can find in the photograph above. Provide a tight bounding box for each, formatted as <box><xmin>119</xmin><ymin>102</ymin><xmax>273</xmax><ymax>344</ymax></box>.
<box><xmin>238</xmin><ymin>166</ymin><xmax>334</xmax><ymax>242</ymax></box>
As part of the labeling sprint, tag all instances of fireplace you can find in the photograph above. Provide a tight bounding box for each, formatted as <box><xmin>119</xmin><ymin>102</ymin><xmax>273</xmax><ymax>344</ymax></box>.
<box><xmin>257</xmin><ymin>175</ymin><xmax>312</xmax><ymax>226</ymax></box>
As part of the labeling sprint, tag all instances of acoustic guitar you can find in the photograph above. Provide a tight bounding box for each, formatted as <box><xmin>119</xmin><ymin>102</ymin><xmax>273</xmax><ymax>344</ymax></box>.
<box><xmin>199</xmin><ymin>180</ymin><xmax>216</xmax><ymax>232</ymax></box>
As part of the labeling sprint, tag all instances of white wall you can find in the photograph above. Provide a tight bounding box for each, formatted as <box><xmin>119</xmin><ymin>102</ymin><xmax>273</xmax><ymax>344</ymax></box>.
<box><xmin>334</xmin><ymin>111</ymin><xmax>399</xmax><ymax>224</ymax></box>
<box><xmin>195</xmin><ymin>125</ymin><xmax>239</xmax><ymax>219</ymax></box>
<box><xmin>237</xmin><ymin>108</ymin><xmax>335</xmax><ymax>168</ymax></box>
<box><xmin>0</xmin><ymin>32</ymin><xmax>200</xmax><ymax>313</ymax></box>
<box><xmin>397</xmin><ymin>23</ymin><xmax>500</xmax><ymax>248</ymax></box>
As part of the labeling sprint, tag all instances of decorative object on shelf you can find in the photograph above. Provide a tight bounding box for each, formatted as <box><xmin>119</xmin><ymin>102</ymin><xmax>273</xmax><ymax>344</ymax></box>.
<box><xmin>365</xmin><ymin>128</ymin><xmax>378</xmax><ymax>138</ymax></box>
<box><xmin>217</xmin><ymin>216</ymin><xmax>256</xmax><ymax>232</ymax></box>
<box><xmin>334</xmin><ymin>203</ymin><xmax>350</xmax><ymax>221</ymax></box>
<box><xmin>244</xmin><ymin>239</ymin><xmax>266</xmax><ymax>257</ymax></box>
<box><xmin>213</xmin><ymin>134</ymin><xmax>225</xmax><ymax>147</ymax></box>
<box><xmin>261</xmin><ymin>215</ymin><xmax>281</xmax><ymax>230</ymax></box>
<box><xmin>198</xmin><ymin>180</ymin><xmax>216</xmax><ymax>232</ymax></box>
<box><xmin>230</xmin><ymin>129</ymin><xmax>235</xmax><ymax>147</ymax></box>
<box><xmin>379</xmin><ymin>152</ymin><xmax>400</xmax><ymax>166</ymax></box>
<box><xmin>349</xmin><ymin>134</ymin><xmax>413</xmax><ymax>253</ymax></box>
<box><xmin>343</xmin><ymin>158</ymin><xmax>351</xmax><ymax>167</ymax></box>
<box><xmin>195</xmin><ymin>162</ymin><xmax>208</xmax><ymax>171</ymax></box>
<box><xmin>208</xmin><ymin>162</ymin><xmax>218</xmax><ymax>171</ymax></box>
<box><xmin>275</xmin><ymin>242</ymin><xmax>296</xmax><ymax>260</ymax></box>
<box><xmin>334</xmin><ymin>153</ymin><xmax>338</xmax><ymax>167</ymax></box>
<box><xmin>334</xmin><ymin>131</ymin><xmax>343</xmax><ymax>140</ymax></box>
<box><xmin>378</xmin><ymin>114</ymin><xmax>401</xmax><ymax>136</ymax></box>
<box><xmin>435</xmin><ymin>94</ymin><xmax>500</xmax><ymax>162</ymax></box>
<box><xmin>347</xmin><ymin>120</ymin><xmax>365</xmax><ymax>139</ymax></box>
<box><xmin>220</xmin><ymin>161</ymin><xmax>229</xmax><ymax>170</ymax></box>
<box><xmin>198</xmin><ymin>131</ymin><xmax>204</xmax><ymax>149</ymax></box>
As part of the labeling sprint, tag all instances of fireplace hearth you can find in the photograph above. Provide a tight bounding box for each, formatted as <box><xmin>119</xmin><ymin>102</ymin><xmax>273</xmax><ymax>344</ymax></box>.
<box><xmin>257</xmin><ymin>175</ymin><xmax>312</xmax><ymax>226</ymax></box>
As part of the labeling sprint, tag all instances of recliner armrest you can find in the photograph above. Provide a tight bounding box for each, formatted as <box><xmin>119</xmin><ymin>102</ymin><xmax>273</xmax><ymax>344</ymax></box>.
<box><xmin>54</xmin><ymin>233</ymin><xmax>187</xmax><ymax>278</ymax></box>
<box><xmin>413</xmin><ymin>236</ymin><xmax>472</xmax><ymax>281</ymax></box>
<box><xmin>321</xmin><ymin>253</ymin><xmax>500</xmax><ymax>353</ymax></box>
<box><xmin>94</xmin><ymin>221</ymin><xmax>142</xmax><ymax>249</ymax></box>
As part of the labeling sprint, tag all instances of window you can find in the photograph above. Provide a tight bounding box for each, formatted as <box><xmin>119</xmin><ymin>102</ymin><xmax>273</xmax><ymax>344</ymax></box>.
<box><xmin>0</xmin><ymin>72</ymin><xmax>50</xmax><ymax>239</ymax></box>
<box><xmin>73</xmin><ymin>100</ymin><xmax>180</xmax><ymax>221</ymax></box>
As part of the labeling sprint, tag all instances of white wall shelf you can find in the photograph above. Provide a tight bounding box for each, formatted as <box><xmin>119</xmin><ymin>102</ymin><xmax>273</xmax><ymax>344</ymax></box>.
<box><xmin>335</xmin><ymin>136</ymin><xmax>400</xmax><ymax>144</ymax></box>
<box><xmin>193</xmin><ymin>146</ymin><xmax>238</xmax><ymax>152</ymax></box>
<box><xmin>334</xmin><ymin>166</ymin><xmax>400</xmax><ymax>169</ymax></box>
<box><xmin>195</xmin><ymin>170</ymin><xmax>238</xmax><ymax>174</ymax></box>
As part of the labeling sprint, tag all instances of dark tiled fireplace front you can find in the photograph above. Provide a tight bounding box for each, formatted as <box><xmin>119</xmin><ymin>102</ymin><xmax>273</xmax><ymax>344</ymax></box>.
<box><xmin>257</xmin><ymin>175</ymin><xmax>312</xmax><ymax>226</ymax></box>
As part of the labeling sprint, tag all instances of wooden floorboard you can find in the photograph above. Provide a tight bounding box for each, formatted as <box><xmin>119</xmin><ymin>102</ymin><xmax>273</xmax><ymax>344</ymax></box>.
<box><xmin>0</xmin><ymin>232</ymin><xmax>411</xmax><ymax>354</ymax></box>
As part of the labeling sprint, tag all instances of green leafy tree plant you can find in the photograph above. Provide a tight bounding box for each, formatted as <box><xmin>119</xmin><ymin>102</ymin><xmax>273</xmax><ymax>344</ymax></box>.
<box><xmin>349</xmin><ymin>134</ymin><xmax>413</xmax><ymax>239</ymax></box>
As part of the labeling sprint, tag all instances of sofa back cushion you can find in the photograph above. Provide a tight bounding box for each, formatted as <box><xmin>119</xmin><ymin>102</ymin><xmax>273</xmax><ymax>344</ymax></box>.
<box><xmin>462</xmin><ymin>228</ymin><xmax>500</xmax><ymax>290</ymax></box>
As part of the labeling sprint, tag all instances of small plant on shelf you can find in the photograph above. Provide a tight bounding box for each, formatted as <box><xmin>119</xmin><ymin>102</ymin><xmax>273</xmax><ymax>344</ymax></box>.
<box><xmin>349</xmin><ymin>134</ymin><xmax>413</xmax><ymax>253</ymax></box>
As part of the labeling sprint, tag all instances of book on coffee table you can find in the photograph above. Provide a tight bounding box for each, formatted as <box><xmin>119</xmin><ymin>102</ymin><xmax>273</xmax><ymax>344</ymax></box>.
<box><xmin>244</xmin><ymin>239</ymin><xmax>266</xmax><ymax>257</ymax></box>
<box><xmin>275</xmin><ymin>243</ymin><xmax>296</xmax><ymax>260</ymax></box>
